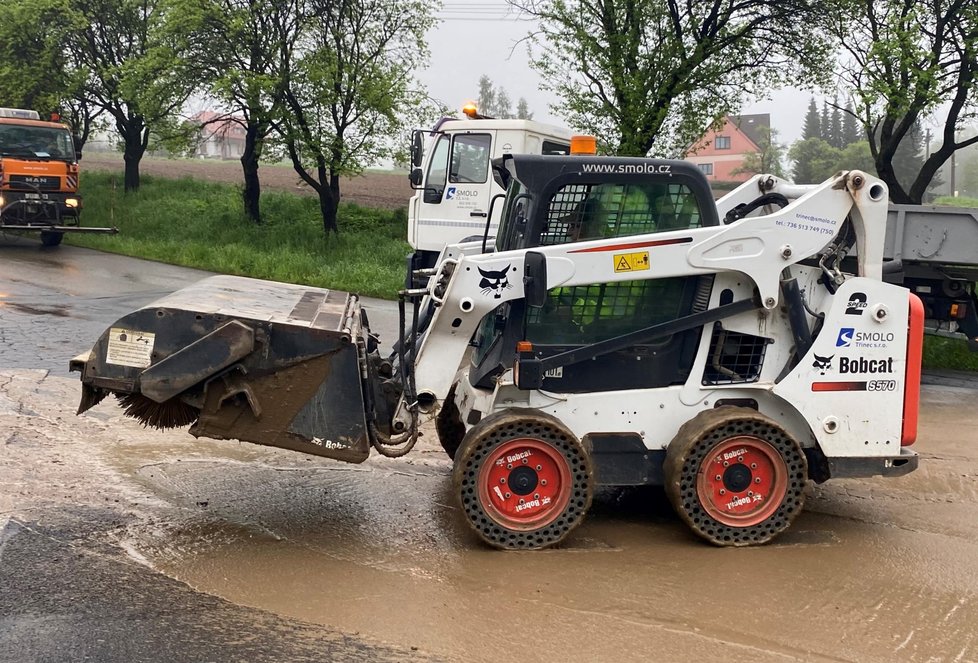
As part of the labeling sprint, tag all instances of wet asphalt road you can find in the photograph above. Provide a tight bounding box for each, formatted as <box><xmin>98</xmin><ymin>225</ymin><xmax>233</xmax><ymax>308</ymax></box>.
<box><xmin>0</xmin><ymin>237</ymin><xmax>424</xmax><ymax>662</ymax></box>
<box><xmin>0</xmin><ymin>236</ymin><xmax>400</xmax><ymax>375</ymax></box>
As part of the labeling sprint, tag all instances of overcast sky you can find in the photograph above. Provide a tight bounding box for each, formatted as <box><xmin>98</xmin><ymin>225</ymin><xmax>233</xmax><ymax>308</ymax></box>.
<box><xmin>416</xmin><ymin>5</ymin><xmax>816</xmax><ymax>148</ymax></box>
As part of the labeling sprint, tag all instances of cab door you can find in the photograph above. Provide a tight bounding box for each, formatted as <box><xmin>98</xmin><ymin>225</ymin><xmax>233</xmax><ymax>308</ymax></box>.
<box><xmin>415</xmin><ymin>131</ymin><xmax>496</xmax><ymax>254</ymax></box>
<box><xmin>442</xmin><ymin>132</ymin><xmax>495</xmax><ymax>240</ymax></box>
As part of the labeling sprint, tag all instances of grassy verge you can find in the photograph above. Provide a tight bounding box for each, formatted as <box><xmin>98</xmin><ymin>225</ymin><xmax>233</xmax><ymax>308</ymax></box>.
<box><xmin>69</xmin><ymin>171</ymin><xmax>409</xmax><ymax>299</ymax></box>
<box><xmin>934</xmin><ymin>195</ymin><xmax>978</xmax><ymax>208</ymax></box>
<box><xmin>923</xmin><ymin>335</ymin><xmax>978</xmax><ymax>371</ymax></box>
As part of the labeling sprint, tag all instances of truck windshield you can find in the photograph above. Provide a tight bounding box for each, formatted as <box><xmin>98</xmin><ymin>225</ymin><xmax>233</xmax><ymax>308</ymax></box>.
<box><xmin>0</xmin><ymin>124</ymin><xmax>76</xmax><ymax>161</ymax></box>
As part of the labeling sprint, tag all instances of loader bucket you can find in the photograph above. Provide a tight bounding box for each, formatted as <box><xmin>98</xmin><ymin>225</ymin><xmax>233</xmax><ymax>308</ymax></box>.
<box><xmin>70</xmin><ymin>275</ymin><xmax>379</xmax><ymax>463</ymax></box>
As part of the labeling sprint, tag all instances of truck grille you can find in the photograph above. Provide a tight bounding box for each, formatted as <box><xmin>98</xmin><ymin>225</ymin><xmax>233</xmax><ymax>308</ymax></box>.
<box><xmin>8</xmin><ymin>174</ymin><xmax>61</xmax><ymax>190</ymax></box>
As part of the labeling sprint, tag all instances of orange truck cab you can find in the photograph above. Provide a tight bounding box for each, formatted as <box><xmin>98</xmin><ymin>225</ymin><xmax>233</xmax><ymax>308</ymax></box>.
<box><xmin>0</xmin><ymin>107</ymin><xmax>115</xmax><ymax>246</ymax></box>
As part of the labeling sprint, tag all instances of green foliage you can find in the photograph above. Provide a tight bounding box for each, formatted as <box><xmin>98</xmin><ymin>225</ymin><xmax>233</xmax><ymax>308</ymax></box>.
<box><xmin>934</xmin><ymin>196</ymin><xmax>978</xmax><ymax>208</ymax></box>
<box><xmin>789</xmin><ymin>138</ymin><xmax>842</xmax><ymax>183</ymax></box>
<box><xmin>789</xmin><ymin>105</ymin><xmax>937</xmax><ymax>185</ymax></box>
<box><xmin>65</xmin><ymin>0</ymin><xmax>201</xmax><ymax>189</ymax></box>
<box><xmin>825</xmin><ymin>0</ymin><xmax>978</xmax><ymax>203</ymax></box>
<box><xmin>69</xmin><ymin>172</ymin><xmax>409</xmax><ymax>298</ymax></box>
<box><xmin>275</xmin><ymin>0</ymin><xmax>437</xmax><ymax>233</ymax></box>
<box><xmin>922</xmin><ymin>336</ymin><xmax>978</xmax><ymax>372</ymax></box>
<box><xmin>475</xmin><ymin>75</ymin><xmax>533</xmax><ymax>120</ymax></box>
<box><xmin>733</xmin><ymin>127</ymin><xmax>786</xmax><ymax>178</ymax></box>
<box><xmin>836</xmin><ymin>140</ymin><xmax>876</xmax><ymax>173</ymax></box>
<box><xmin>802</xmin><ymin>98</ymin><xmax>821</xmax><ymax>140</ymax></box>
<box><xmin>520</xmin><ymin>0</ymin><xmax>831</xmax><ymax>156</ymax></box>
<box><xmin>0</xmin><ymin>0</ymin><xmax>80</xmax><ymax>113</ymax></box>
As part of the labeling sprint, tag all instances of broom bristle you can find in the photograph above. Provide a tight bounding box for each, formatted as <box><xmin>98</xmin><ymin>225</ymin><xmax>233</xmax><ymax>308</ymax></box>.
<box><xmin>117</xmin><ymin>393</ymin><xmax>200</xmax><ymax>430</ymax></box>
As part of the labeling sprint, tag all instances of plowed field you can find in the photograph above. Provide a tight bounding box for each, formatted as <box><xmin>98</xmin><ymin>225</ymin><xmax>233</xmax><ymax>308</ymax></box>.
<box><xmin>83</xmin><ymin>152</ymin><xmax>413</xmax><ymax>210</ymax></box>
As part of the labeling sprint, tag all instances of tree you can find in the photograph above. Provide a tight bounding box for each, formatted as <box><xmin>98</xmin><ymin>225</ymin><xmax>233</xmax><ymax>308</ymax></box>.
<box><xmin>69</xmin><ymin>0</ymin><xmax>199</xmax><ymax>190</ymax></box>
<box><xmin>166</xmin><ymin>0</ymin><xmax>300</xmax><ymax>223</ymax></box>
<box><xmin>820</xmin><ymin>100</ymin><xmax>830</xmax><ymax>144</ymax></box>
<box><xmin>829</xmin><ymin>95</ymin><xmax>843</xmax><ymax>148</ymax></box>
<box><xmin>826</xmin><ymin>0</ymin><xmax>978</xmax><ymax>203</ymax></box>
<box><xmin>0</xmin><ymin>0</ymin><xmax>78</xmax><ymax>114</ymax></box>
<box><xmin>789</xmin><ymin>137</ymin><xmax>842</xmax><ymax>183</ymax></box>
<box><xmin>734</xmin><ymin>127</ymin><xmax>786</xmax><ymax>177</ymax></box>
<box><xmin>495</xmin><ymin>88</ymin><xmax>513</xmax><ymax>119</ymax></box>
<box><xmin>802</xmin><ymin>98</ymin><xmax>821</xmax><ymax>140</ymax></box>
<box><xmin>477</xmin><ymin>75</ymin><xmax>495</xmax><ymax>115</ymax></box>
<box><xmin>841</xmin><ymin>102</ymin><xmax>860</xmax><ymax>145</ymax></box>
<box><xmin>835</xmin><ymin>140</ymin><xmax>876</xmax><ymax>174</ymax></box>
<box><xmin>476</xmin><ymin>75</ymin><xmax>534</xmax><ymax>119</ymax></box>
<box><xmin>274</xmin><ymin>0</ymin><xmax>435</xmax><ymax>234</ymax></box>
<box><xmin>515</xmin><ymin>0</ymin><xmax>829</xmax><ymax>156</ymax></box>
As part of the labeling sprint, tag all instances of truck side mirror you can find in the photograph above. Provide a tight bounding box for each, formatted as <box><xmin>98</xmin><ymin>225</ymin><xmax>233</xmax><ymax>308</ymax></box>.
<box><xmin>523</xmin><ymin>251</ymin><xmax>548</xmax><ymax>308</ymax></box>
<box><xmin>72</xmin><ymin>134</ymin><xmax>83</xmax><ymax>160</ymax></box>
<box><xmin>410</xmin><ymin>131</ymin><xmax>423</xmax><ymax>168</ymax></box>
<box><xmin>409</xmin><ymin>167</ymin><xmax>423</xmax><ymax>188</ymax></box>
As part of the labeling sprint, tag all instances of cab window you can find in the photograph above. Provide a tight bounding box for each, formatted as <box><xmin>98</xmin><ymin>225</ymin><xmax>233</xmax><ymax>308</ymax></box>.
<box><xmin>0</xmin><ymin>124</ymin><xmax>76</xmax><ymax>161</ymax></box>
<box><xmin>423</xmin><ymin>135</ymin><xmax>450</xmax><ymax>203</ymax></box>
<box><xmin>541</xmin><ymin>140</ymin><xmax>570</xmax><ymax>155</ymax></box>
<box><xmin>450</xmin><ymin>133</ymin><xmax>491</xmax><ymax>183</ymax></box>
<box><xmin>528</xmin><ymin>180</ymin><xmax>703</xmax><ymax>345</ymax></box>
<box><xmin>539</xmin><ymin>181</ymin><xmax>703</xmax><ymax>245</ymax></box>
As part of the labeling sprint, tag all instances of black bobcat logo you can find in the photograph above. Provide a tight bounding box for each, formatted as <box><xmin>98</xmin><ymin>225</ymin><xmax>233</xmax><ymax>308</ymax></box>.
<box><xmin>812</xmin><ymin>354</ymin><xmax>833</xmax><ymax>374</ymax></box>
<box><xmin>478</xmin><ymin>265</ymin><xmax>512</xmax><ymax>299</ymax></box>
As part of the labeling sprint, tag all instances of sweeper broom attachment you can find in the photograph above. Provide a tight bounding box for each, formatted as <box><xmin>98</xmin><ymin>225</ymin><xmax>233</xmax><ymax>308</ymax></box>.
<box><xmin>70</xmin><ymin>275</ymin><xmax>409</xmax><ymax>463</ymax></box>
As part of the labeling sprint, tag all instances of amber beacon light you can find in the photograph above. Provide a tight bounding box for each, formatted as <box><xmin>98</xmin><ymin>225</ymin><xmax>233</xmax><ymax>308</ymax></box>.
<box><xmin>570</xmin><ymin>135</ymin><xmax>597</xmax><ymax>155</ymax></box>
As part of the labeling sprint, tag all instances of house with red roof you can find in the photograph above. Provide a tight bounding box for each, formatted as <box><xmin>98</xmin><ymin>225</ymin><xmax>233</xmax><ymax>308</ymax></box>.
<box><xmin>684</xmin><ymin>114</ymin><xmax>770</xmax><ymax>183</ymax></box>
<box><xmin>191</xmin><ymin>111</ymin><xmax>247</xmax><ymax>160</ymax></box>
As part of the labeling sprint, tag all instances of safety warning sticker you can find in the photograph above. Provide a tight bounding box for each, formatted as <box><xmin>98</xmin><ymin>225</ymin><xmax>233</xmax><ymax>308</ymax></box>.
<box><xmin>613</xmin><ymin>251</ymin><xmax>650</xmax><ymax>273</ymax></box>
<box><xmin>106</xmin><ymin>327</ymin><xmax>156</xmax><ymax>368</ymax></box>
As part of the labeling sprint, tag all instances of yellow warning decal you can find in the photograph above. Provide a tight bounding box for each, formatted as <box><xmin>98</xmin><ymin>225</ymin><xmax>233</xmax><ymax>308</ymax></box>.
<box><xmin>613</xmin><ymin>251</ymin><xmax>650</xmax><ymax>273</ymax></box>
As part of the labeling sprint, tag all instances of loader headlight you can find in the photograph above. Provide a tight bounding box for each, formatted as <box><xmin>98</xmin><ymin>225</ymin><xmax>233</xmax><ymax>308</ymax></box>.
<box><xmin>66</xmin><ymin>198</ymin><xmax>79</xmax><ymax>208</ymax></box>
<box><xmin>0</xmin><ymin>194</ymin><xmax>5</xmax><ymax>207</ymax></box>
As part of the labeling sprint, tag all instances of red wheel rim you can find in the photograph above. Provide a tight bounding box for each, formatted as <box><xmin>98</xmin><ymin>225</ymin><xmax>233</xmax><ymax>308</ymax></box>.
<box><xmin>477</xmin><ymin>438</ymin><xmax>571</xmax><ymax>531</ymax></box>
<box><xmin>696</xmin><ymin>436</ymin><xmax>787</xmax><ymax>527</ymax></box>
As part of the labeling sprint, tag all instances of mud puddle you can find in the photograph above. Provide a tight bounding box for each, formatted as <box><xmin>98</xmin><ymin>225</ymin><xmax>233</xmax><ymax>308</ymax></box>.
<box><xmin>98</xmin><ymin>387</ymin><xmax>978</xmax><ymax>663</ymax></box>
<box><xmin>1</xmin><ymin>300</ymin><xmax>73</xmax><ymax>317</ymax></box>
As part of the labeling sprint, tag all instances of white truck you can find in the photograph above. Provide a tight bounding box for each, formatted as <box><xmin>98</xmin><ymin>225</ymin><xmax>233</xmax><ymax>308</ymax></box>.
<box><xmin>405</xmin><ymin>108</ymin><xmax>574</xmax><ymax>273</ymax></box>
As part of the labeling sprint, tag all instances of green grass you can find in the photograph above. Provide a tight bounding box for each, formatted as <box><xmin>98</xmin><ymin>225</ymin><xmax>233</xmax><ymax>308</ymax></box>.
<box><xmin>934</xmin><ymin>195</ymin><xmax>978</xmax><ymax>208</ymax></box>
<box><xmin>69</xmin><ymin>171</ymin><xmax>409</xmax><ymax>299</ymax></box>
<box><xmin>923</xmin><ymin>335</ymin><xmax>978</xmax><ymax>371</ymax></box>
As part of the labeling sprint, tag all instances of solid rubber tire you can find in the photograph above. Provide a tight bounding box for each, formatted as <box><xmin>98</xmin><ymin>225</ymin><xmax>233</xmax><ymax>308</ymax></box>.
<box><xmin>663</xmin><ymin>406</ymin><xmax>808</xmax><ymax>547</ymax></box>
<box><xmin>451</xmin><ymin>408</ymin><xmax>593</xmax><ymax>550</ymax></box>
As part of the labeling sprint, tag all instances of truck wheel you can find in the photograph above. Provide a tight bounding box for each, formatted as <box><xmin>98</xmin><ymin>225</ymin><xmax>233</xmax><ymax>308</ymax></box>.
<box><xmin>40</xmin><ymin>231</ymin><xmax>64</xmax><ymax>247</ymax></box>
<box><xmin>435</xmin><ymin>385</ymin><xmax>465</xmax><ymax>460</ymax></box>
<box><xmin>452</xmin><ymin>409</ymin><xmax>593</xmax><ymax>550</ymax></box>
<box><xmin>664</xmin><ymin>407</ymin><xmax>807</xmax><ymax>546</ymax></box>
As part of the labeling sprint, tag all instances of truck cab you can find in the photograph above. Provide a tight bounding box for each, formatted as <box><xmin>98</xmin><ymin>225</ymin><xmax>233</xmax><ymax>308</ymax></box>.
<box><xmin>406</xmin><ymin>109</ymin><xmax>573</xmax><ymax>271</ymax></box>
<box><xmin>0</xmin><ymin>108</ymin><xmax>83</xmax><ymax>245</ymax></box>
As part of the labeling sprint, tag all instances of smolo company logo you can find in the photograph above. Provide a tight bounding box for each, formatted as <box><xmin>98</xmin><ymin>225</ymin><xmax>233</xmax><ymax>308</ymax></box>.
<box><xmin>836</xmin><ymin>327</ymin><xmax>894</xmax><ymax>349</ymax></box>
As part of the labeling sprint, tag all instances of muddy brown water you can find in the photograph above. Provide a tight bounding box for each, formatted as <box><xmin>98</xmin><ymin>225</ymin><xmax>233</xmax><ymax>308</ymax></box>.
<box><xmin>89</xmin><ymin>385</ymin><xmax>978</xmax><ymax>663</ymax></box>
<box><xmin>3</xmin><ymin>369</ymin><xmax>977</xmax><ymax>662</ymax></box>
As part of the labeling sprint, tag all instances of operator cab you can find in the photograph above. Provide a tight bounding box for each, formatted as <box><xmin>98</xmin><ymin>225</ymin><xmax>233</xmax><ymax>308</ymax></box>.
<box><xmin>470</xmin><ymin>154</ymin><xmax>719</xmax><ymax>393</ymax></box>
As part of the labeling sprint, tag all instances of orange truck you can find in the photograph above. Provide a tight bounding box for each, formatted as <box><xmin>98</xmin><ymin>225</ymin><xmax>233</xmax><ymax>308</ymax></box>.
<box><xmin>0</xmin><ymin>107</ymin><xmax>115</xmax><ymax>246</ymax></box>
